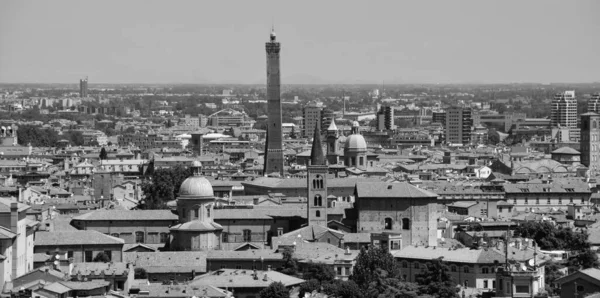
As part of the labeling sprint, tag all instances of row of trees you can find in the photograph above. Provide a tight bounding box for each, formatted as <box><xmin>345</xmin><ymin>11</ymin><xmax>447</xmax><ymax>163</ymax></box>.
<box><xmin>17</xmin><ymin>125</ymin><xmax>85</xmax><ymax>147</ymax></box>
<box><xmin>261</xmin><ymin>246</ymin><xmax>459</xmax><ymax>298</ymax></box>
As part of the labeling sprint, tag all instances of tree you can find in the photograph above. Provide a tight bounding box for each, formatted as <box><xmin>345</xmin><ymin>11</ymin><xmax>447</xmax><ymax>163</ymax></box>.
<box><xmin>544</xmin><ymin>260</ymin><xmax>565</xmax><ymax>295</ymax></box>
<box><xmin>99</xmin><ymin>147</ymin><xmax>108</xmax><ymax>160</ymax></box>
<box><xmin>514</xmin><ymin>222</ymin><xmax>589</xmax><ymax>251</ymax></box>
<box><xmin>350</xmin><ymin>245</ymin><xmax>401</xmax><ymax>289</ymax></box>
<box><xmin>93</xmin><ymin>252</ymin><xmax>111</xmax><ymax>263</ymax></box>
<box><xmin>322</xmin><ymin>280</ymin><xmax>362</xmax><ymax>298</ymax></box>
<box><xmin>289</xmin><ymin>125</ymin><xmax>297</xmax><ymax>139</ymax></box>
<box><xmin>134</xmin><ymin>268</ymin><xmax>147</xmax><ymax>279</ymax></box>
<box><xmin>415</xmin><ymin>259</ymin><xmax>459</xmax><ymax>298</ymax></box>
<box><xmin>140</xmin><ymin>166</ymin><xmax>192</xmax><ymax>209</ymax></box>
<box><xmin>259</xmin><ymin>281</ymin><xmax>288</xmax><ymax>298</ymax></box>
<box><xmin>17</xmin><ymin>125</ymin><xmax>59</xmax><ymax>147</ymax></box>
<box><xmin>277</xmin><ymin>246</ymin><xmax>298</xmax><ymax>276</ymax></box>
<box><xmin>302</xmin><ymin>263</ymin><xmax>335</xmax><ymax>283</ymax></box>
<box><xmin>568</xmin><ymin>248</ymin><xmax>600</xmax><ymax>273</ymax></box>
<box><xmin>298</xmin><ymin>279</ymin><xmax>321</xmax><ymax>298</ymax></box>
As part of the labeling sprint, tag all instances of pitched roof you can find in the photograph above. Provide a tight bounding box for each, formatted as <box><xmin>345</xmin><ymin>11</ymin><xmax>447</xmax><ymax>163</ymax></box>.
<box><xmin>72</xmin><ymin>210</ymin><xmax>178</xmax><ymax>221</ymax></box>
<box><xmin>309</xmin><ymin>125</ymin><xmax>325</xmax><ymax>166</ymax></box>
<box><xmin>123</xmin><ymin>252</ymin><xmax>207</xmax><ymax>272</ymax></box>
<box><xmin>137</xmin><ymin>284</ymin><xmax>231</xmax><ymax>298</ymax></box>
<box><xmin>552</xmin><ymin>147</ymin><xmax>581</xmax><ymax>155</ymax></box>
<box><xmin>0</xmin><ymin>197</ymin><xmax>30</xmax><ymax>212</ymax></box>
<box><xmin>355</xmin><ymin>181</ymin><xmax>438</xmax><ymax>199</ymax></box>
<box><xmin>35</xmin><ymin>230</ymin><xmax>124</xmax><ymax>246</ymax></box>
<box><xmin>393</xmin><ymin>246</ymin><xmax>505</xmax><ymax>264</ymax></box>
<box><xmin>190</xmin><ymin>269</ymin><xmax>304</xmax><ymax>288</ymax></box>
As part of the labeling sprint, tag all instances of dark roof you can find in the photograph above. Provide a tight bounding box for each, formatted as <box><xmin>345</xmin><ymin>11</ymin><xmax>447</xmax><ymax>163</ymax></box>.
<box><xmin>309</xmin><ymin>125</ymin><xmax>325</xmax><ymax>166</ymax></box>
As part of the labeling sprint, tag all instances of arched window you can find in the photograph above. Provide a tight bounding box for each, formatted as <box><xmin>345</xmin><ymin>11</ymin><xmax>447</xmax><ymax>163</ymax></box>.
<box><xmin>206</xmin><ymin>205</ymin><xmax>211</xmax><ymax>218</ymax></box>
<box><xmin>316</xmin><ymin>210</ymin><xmax>321</xmax><ymax>217</ymax></box>
<box><xmin>384</xmin><ymin>218</ymin><xmax>393</xmax><ymax>230</ymax></box>
<box><xmin>402</xmin><ymin>218</ymin><xmax>410</xmax><ymax>230</ymax></box>
<box><xmin>313</xmin><ymin>175</ymin><xmax>324</xmax><ymax>189</ymax></box>
<box><xmin>194</xmin><ymin>208</ymin><xmax>199</xmax><ymax>219</ymax></box>
<box><xmin>314</xmin><ymin>195</ymin><xmax>322</xmax><ymax>207</ymax></box>
<box><xmin>594</xmin><ymin>121</ymin><xmax>598</xmax><ymax>129</ymax></box>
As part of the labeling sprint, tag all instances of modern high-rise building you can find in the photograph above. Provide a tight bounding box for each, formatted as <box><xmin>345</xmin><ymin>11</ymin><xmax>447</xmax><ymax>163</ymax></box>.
<box><xmin>302</xmin><ymin>101</ymin><xmax>324</xmax><ymax>138</ymax></box>
<box><xmin>551</xmin><ymin>91</ymin><xmax>577</xmax><ymax>128</ymax></box>
<box><xmin>79</xmin><ymin>77</ymin><xmax>88</xmax><ymax>97</ymax></box>
<box><xmin>376</xmin><ymin>105</ymin><xmax>395</xmax><ymax>131</ymax></box>
<box><xmin>445</xmin><ymin>107</ymin><xmax>472</xmax><ymax>145</ymax></box>
<box><xmin>588</xmin><ymin>93</ymin><xmax>600</xmax><ymax>113</ymax></box>
<box><xmin>263</xmin><ymin>29</ymin><xmax>284</xmax><ymax>176</ymax></box>
<box><xmin>580</xmin><ymin>112</ymin><xmax>600</xmax><ymax>172</ymax></box>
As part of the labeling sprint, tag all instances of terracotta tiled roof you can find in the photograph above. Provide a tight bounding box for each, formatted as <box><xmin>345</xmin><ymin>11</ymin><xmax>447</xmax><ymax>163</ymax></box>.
<box><xmin>35</xmin><ymin>230</ymin><xmax>124</xmax><ymax>246</ymax></box>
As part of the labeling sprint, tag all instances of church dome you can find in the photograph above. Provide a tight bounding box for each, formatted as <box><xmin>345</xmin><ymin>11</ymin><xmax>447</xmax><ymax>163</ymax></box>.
<box><xmin>178</xmin><ymin>160</ymin><xmax>213</xmax><ymax>197</ymax></box>
<box><xmin>179</xmin><ymin>176</ymin><xmax>214</xmax><ymax>197</ymax></box>
<box><xmin>344</xmin><ymin>134</ymin><xmax>367</xmax><ymax>152</ymax></box>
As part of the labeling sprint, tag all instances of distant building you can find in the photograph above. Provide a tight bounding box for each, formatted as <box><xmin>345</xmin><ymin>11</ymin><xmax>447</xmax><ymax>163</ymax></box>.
<box><xmin>588</xmin><ymin>93</ymin><xmax>600</xmax><ymax>113</ymax></box>
<box><xmin>445</xmin><ymin>106</ymin><xmax>472</xmax><ymax>145</ymax></box>
<box><xmin>580</xmin><ymin>112</ymin><xmax>600</xmax><ymax>172</ymax></box>
<box><xmin>551</xmin><ymin>91</ymin><xmax>577</xmax><ymax>128</ymax></box>
<box><xmin>376</xmin><ymin>105</ymin><xmax>395</xmax><ymax>131</ymax></box>
<box><xmin>302</xmin><ymin>101</ymin><xmax>325</xmax><ymax>138</ymax></box>
<box><xmin>79</xmin><ymin>77</ymin><xmax>88</xmax><ymax>98</ymax></box>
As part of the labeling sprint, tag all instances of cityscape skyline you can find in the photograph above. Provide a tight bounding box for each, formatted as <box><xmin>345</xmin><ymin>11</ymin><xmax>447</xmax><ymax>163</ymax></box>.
<box><xmin>1</xmin><ymin>0</ymin><xmax>600</xmax><ymax>85</ymax></box>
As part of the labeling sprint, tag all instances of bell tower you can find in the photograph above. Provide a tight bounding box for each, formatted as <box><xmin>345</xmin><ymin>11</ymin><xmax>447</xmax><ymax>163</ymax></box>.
<box><xmin>307</xmin><ymin>123</ymin><xmax>328</xmax><ymax>226</ymax></box>
<box><xmin>326</xmin><ymin>118</ymin><xmax>339</xmax><ymax>165</ymax></box>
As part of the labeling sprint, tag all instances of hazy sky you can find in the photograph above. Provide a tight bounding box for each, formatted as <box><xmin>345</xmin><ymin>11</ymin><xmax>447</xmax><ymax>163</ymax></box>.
<box><xmin>1</xmin><ymin>0</ymin><xmax>599</xmax><ymax>84</ymax></box>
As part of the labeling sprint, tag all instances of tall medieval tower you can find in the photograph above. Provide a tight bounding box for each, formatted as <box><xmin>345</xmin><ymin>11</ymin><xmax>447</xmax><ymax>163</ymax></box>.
<box><xmin>307</xmin><ymin>124</ymin><xmax>328</xmax><ymax>226</ymax></box>
<box><xmin>263</xmin><ymin>28</ymin><xmax>284</xmax><ymax>176</ymax></box>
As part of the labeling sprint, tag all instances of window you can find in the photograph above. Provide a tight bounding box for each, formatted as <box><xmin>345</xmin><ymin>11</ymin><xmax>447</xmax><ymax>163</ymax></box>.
<box><xmin>451</xmin><ymin>266</ymin><xmax>457</xmax><ymax>272</ymax></box>
<box><xmin>402</xmin><ymin>262</ymin><xmax>408</xmax><ymax>268</ymax></box>
<box><xmin>482</xmin><ymin>267</ymin><xmax>489</xmax><ymax>274</ymax></box>
<box><xmin>316</xmin><ymin>210</ymin><xmax>321</xmax><ymax>217</ymax></box>
<box><xmin>235</xmin><ymin>265</ymin><xmax>242</xmax><ymax>269</ymax></box>
<box><xmin>464</xmin><ymin>281</ymin><xmax>468</xmax><ymax>287</ymax></box>
<box><xmin>547</xmin><ymin>198</ymin><xmax>551</xmax><ymax>204</ymax></box>
<box><xmin>222</xmin><ymin>232</ymin><xmax>229</xmax><ymax>243</ymax></box>
<box><xmin>160</xmin><ymin>233</ymin><xmax>169</xmax><ymax>243</ymax></box>
<box><xmin>414</xmin><ymin>262</ymin><xmax>420</xmax><ymax>269</ymax></box>
<box><xmin>111</xmin><ymin>233</ymin><xmax>119</xmax><ymax>238</ymax></box>
<box><xmin>337</xmin><ymin>267</ymin><xmax>342</xmax><ymax>275</ymax></box>
<box><xmin>277</xmin><ymin>227</ymin><xmax>283</xmax><ymax>236</ymax></box>
<box><xmin>181</xmin><ymin>208</ymin><xmax>186</xmax><ymax>219</ymax></box>
<box><xmin>206</xmin><ymin>206</ymin><xmax>211</xmax><ymax>218</ymax></box>
<box><xmin>194</xmin><ymin>208</ymin><xmax>199</xmax><ymax>219</ymax></box>
<box><xmin>402</xmin><ymin>218</ymin><xmax>410</xmax><ymax>230</ymax></box>
<box><xmin>524</xmin><ymin>198</ymin><xmax>528</xmax><ymax>205</ymax></box>
<box><xmin>67</xmin><ymin>251</ymin><xmax>73</xmax><ymax>259</ymax></box>
<box><xmin>577</xmin><ymin>285</ymin><xmax>585</xmax><ymax>292</ymax></box>
<box><xmin>104</xmin><ymin>251</ymin><xmax>112</xmax><ymax>261</ymax></box>
<box><xmin>85</xmin><ymin>251</ymin><xmax>93</xmax><ymax>262</ymax></box>
<box><xmin>243</xmin><ymin>229</ymin><xmax>251</xmax><ymax>242</ymax></box>
<box><xmin>314</xmin><ymin>195</ymin><xmax>322</xmax><ymax>207</ymax></box>
<box><xmin>135</xmin><ymin>231</ymin><xmax>144</xmax><ymax>243</ymax></box>
<box><xmin>463</xmin><ymin>266</ymin><xmax>470</xmax><ymax>273</ymax></box>
<box><xmin>535</xmin><ymin>198</ymin><xmax>539</xmax><ymax>205</ymax></box>
<box><xmin>559</xmin><ymin>198</ymin><xmax>562</xmax><ymax>204</ymax></box>
<box><xmin>313</xmin><ymin>175</ymin><xmax>324</xmax><ymax>189</ymax></box>
<box><xmin>384</xmin><ymin>218</ymin><xmax>393</xmax><ymax>230</ymax></box>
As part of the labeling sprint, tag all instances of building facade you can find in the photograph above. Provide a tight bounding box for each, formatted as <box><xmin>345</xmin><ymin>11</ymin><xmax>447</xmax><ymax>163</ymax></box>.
<box><xmin>551</xmin><ymin>91</ymin><xmax>577</xmax><ymax>128</ymax></box>
<box><xmin>580</xmin><ymin>112</ymin><xmax>600</xmax><ymax>173</ymax></box>
<box><xmin>445</xmin><ymin>107</ymin><xmax>472</xmax><ymax>145</ymax></box>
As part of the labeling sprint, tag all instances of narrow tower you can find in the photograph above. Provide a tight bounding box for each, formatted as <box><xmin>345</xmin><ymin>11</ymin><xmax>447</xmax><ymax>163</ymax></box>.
<box><xmin>326</xmin><ymin>118</ymin><xmax>339</xmax><ymax>165</ymax></box>
<box><xmin>307</xmin><ymin>124</ymin><xmax>328</xmax><ymax>226</ymax></box>
<box><xmin>263</xmin><ymin>28</ymin><xmax>284</xmax><ymax>176</ymax></box>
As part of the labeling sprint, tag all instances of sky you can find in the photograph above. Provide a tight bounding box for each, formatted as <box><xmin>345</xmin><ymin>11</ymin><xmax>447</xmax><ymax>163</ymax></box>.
<box><xmin>1</xmin><ymin>0</ymin><xmax>600</xmax><ymax>85</ymax></box>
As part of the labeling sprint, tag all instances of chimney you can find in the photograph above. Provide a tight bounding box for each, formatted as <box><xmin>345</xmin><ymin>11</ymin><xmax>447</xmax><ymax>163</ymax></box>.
<box><xmin>339</xmin><ymin>239</ymin><xmax>345</xmax><ymax>249</ymax></box>
<box><xmin>263</xmin><ymin>274</ymin><xmax>268</xmax><ymax>281</ymax></box>
<box><xmin>253</xmin><ymin>197</ymin><xmax>259</xmax><ymax>205</ymax></box>
<box><xmin>267</xmin><ymin>265</ymin><xmax>271</xmax><ymax>271</ymax></box>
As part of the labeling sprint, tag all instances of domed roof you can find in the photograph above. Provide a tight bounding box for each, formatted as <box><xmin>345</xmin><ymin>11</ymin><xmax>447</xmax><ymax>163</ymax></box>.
<box><xmin>344</xmin><ymin>134</ymin><xmax>367</xmax><ymax>152</ymax></box>
<box><xmin>191</xmin><ymin>160</ymin><xmax>202</xmax><ymax>167</ymax></box>
<box><xmin>179</xmin><ymin>176</ymin><xmax>214</xmax><ymax>197</ymax></box>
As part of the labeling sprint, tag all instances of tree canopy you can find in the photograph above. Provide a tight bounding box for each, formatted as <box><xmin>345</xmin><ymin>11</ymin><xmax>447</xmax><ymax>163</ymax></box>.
<box><xmin>99</xmin><ymin>147</ymin><xmax>108</xmax><ymax>160</ymax></box>
<box><xmin>92</xmin><ymin>252</ymin><xmax>111</xmax><ymax>263</ymax></box>
<box><xmin>139</xmin><ymin>166</ymin><xmax>191</xmax><ymax>209</ymax></box>
<box><xmin>514</xmin><ymin>222</ymin><xmax>589</xmax><ymax>251</ymax></box>
<box><xmin>259</xmin><ymin>282</ymin><xmax>288</xmax><ymax>298</ymax></box>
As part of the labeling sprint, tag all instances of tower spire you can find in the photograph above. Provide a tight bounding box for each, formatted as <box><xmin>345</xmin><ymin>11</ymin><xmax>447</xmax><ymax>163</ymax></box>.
<box><xmin>310</xmin><ymin>122</ymin><xmax>325</xmax><ymax>166</ymax></box>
